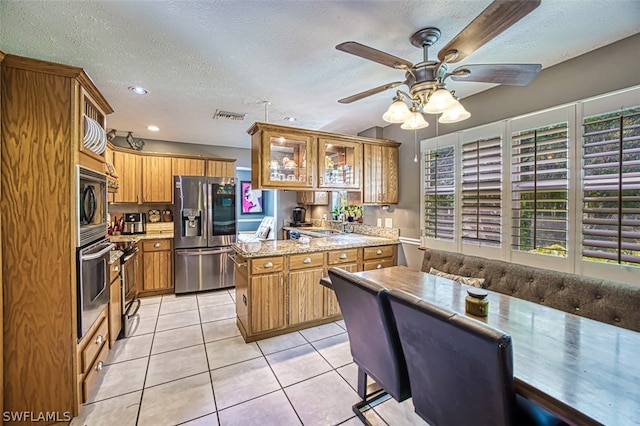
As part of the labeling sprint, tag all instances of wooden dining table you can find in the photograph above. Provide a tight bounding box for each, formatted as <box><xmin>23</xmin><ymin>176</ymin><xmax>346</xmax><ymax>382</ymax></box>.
<box><xmin>350</xmin><ymin>266</ymin><xmax>640</xmax><ymax>426</ymax></box>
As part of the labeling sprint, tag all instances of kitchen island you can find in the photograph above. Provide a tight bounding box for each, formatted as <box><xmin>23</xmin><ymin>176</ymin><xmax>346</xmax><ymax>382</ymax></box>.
<box><xmin>232</xmin><ymin>233</ymin><xmax>399</xmax><ymax>342</ymax></box>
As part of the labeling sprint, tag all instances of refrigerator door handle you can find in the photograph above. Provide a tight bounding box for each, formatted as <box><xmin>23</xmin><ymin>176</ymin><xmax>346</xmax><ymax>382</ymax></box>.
<box><xmin>176</xmin><ymin>248</ymin><xmax>233</xmax><ymax>256</ymax></box>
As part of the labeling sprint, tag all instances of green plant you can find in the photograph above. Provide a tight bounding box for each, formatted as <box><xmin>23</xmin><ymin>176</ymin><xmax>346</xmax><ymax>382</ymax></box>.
<box><xmin>344</xmin><ymin>204</ymin><xmax>363</xmax><ymax>219</ymax></box>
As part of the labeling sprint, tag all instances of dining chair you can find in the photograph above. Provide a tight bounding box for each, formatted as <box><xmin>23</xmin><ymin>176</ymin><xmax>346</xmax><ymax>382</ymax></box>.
<box><xmin>388</xmin><ymin>288</ymin><xmax>566</xmax><ymax>426</ymax></box>
<box><xmin>327</xmin><ymin>267</ymin><xmax>411</xmax><ymax>423</ymax></box>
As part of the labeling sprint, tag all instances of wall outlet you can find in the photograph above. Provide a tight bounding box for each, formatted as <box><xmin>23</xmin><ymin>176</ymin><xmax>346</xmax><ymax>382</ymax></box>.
<box><xmin>385</xmin><ymin>218</ymin><xmax>392</xmax><ymax>228</ymax></box>
<box><xmin>377</xmin><ymin>218</ymin><xmax>382</xmax><ymax>227</ymax></box>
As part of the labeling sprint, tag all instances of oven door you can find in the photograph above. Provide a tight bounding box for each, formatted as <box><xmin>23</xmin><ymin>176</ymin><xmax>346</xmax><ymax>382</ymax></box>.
<box><xmin>77</xmin><ymin>239</ymin><xmax>114</xmax><ymax>341</ymax></box>
<box><xmin>121</xmin><ymin>248</ymin><xmax>142</xmax><ymax>337</ymax></box>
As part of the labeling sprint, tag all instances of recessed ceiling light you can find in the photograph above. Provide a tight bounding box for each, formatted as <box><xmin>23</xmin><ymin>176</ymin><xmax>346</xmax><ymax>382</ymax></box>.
<box><xmin>284</xmin><ymin>116</ymin><xmax>297</xmax><ymax>122</ymax></box>
<box><xmin>147</xmin><ymin>125</ymin><xmax>159</xmax><ymax>132</ymax></box>
<box><xmin>128</xmin><ymin>85</ymin><xmax>148</xmax><ymax>95</ymax></box>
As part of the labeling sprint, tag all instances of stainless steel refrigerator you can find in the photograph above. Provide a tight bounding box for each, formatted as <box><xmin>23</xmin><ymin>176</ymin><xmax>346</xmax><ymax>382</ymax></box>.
<box><xmin>174</xmin><ymin>176</ymin><xmax>236</xmax><ymax>293</ymax></box>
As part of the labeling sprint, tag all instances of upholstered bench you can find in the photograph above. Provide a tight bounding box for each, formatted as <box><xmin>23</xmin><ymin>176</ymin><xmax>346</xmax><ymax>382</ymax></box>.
<box><xmin>421</xmin><ymin>248</ymin><xmax>640</xmax><ymax>332</ymax></box>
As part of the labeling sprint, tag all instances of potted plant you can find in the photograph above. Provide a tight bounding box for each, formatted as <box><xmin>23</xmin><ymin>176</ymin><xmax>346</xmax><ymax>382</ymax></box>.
<box><xmin>344</xmin><ymin>204</ymin><xmax>364</xmax><ymax>222</ymax></box>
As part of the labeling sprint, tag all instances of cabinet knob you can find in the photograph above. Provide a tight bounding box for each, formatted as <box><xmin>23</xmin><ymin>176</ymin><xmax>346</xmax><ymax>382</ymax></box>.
<box><xmin>339</xmin><ymin>253</ymin><xmax>348</xmax><ymax>259</ymax></box>
<box><xmin>95</xmin><ymin>335</ymin><xmax>104</xmax><ymax>345</ymax></box>
<box><xmin>303</xmin><ymin>257</ymin><xmax>312</xmax><ymax>264</ymax></box>
<box><xmin>376</xmin><ymin>264</ymin><xmax>383</xmax><ymax>269</ymax></box>
<box><xmin>264</xmin><ymin>261</ymin><xmax>274</xmax><ymax>268</ymax></box>
<box><xmin>95</xmin><ymin>361</ymin><xmax>103</xmax><ymax>371</ymax></box>
<box><xmin>154</xmin><ymin>243</ymin><xmax>161</xmax><ymax>248</ymax></box>
<box><xmin>376</xmin><ymin>249</ymin><xmax>383</xmax><ymax>255</ymax></box>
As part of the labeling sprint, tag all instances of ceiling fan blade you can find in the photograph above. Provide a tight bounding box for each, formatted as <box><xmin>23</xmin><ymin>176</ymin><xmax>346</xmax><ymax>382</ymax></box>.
<box><xmin>437</xmin><ymin>0</ymin><xmax>541</xmax><ymax>64</ymax></box>
<box><xmin>336</xmin><ymin>42</ymin><xmax>413</xmax><ymax>69</ymax></box>
<box><xmin>338</xmin><ymin>81</ymin><xmax>405</xmax><ymax>104</ymax></box>
<box><xmin>450</xmin><ymin>64</ymin><xmax>542</xmax><ymax>86</ymax></box>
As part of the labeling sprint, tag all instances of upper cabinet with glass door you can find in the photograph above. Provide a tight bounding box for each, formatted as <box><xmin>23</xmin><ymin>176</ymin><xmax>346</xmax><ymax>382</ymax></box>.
<box><xmin>250</xmin><ymin>124</ymin><xmax>316</xmax><ymax>189</ymax></box>
<box><xmin>318</xmin><ymin>138</ymin><xmax>361</xmax><ymax>190</ymax></box>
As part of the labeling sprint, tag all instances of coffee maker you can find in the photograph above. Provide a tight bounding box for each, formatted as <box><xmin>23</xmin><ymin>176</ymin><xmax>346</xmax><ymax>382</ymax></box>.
<box><xmin>292</xmin><ymin>206</ymin><xmax>307</xmax><ymax>225</ymax></box>
<box><xmin>122</xmin><ymin>212</ymin><xmax>146</xmax><ymax>234</ymax></box>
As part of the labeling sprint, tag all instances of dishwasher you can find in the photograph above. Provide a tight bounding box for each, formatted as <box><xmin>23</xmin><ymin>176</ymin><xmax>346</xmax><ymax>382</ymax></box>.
<box><xmin>174</xmin><ymin>246</ymin><xmax>235</xmax><ymax>293</ymax></box>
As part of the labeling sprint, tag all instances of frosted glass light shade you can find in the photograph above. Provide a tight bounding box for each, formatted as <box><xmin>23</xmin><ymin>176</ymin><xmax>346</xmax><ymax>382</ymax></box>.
<box><xmin>438</xmin><ymin>102</ymin><xmax>471</xmax><ymax>123</ymax></box>
<box><xmin>423</xmin><ymin>88</ymin><xmax>458</xmax><ymax>114</ymax></box>
<box><xmin>401</xmin><ymin>109</ymin><xmax>429</xmax><ymax>129</ymax></box>
<box><xmin>382</xmin><ymin>99</ymin><xmax>412</xmax><ymax>123</ymax></box>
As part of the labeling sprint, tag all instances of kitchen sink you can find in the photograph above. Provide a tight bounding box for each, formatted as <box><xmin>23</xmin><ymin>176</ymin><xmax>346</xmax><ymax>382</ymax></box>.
<box><xmin>311</xmin><ymin>229</ymin><xmax>343</xmax><ymax>235</ymax></box>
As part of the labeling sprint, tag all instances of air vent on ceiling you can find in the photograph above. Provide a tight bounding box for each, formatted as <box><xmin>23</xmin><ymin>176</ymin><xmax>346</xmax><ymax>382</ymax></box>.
<box><xmin>213</xmin><ymin>109</ymin><xmax>247</xmax><ymax>121</ymax></box>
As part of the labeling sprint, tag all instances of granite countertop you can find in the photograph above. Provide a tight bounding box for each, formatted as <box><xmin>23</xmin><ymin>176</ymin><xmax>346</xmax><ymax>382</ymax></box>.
<box><xmin>109</xmin><ymin>249</ymin><xmax>124</xmax><ymax>264</ymax></box>
<box><xmin>282</xmin><ymin>227</ymin><xmax>344</xmax><ymax>238</ymax></box>
<box><xmin>109</xmin><ymin>232</ymin><xmax>174</xmax><ymax>243</ymax></box>
<box><xmin>232</xmin><ymin>234</ymin><xmax>399</xmax><ymax>258</ymax></box>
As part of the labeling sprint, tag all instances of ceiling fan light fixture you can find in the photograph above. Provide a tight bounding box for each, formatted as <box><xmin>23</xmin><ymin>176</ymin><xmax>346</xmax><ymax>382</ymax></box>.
<box><xmin>423</xmin><ymin>87</ymin><xmax>458</xmax><ymax>114</ymax></box>
<box><xmin>438</xmin><ymin>102</ymin><xmax>471</xmax><ymax>123</ymax></box>
<box><xmin>382</xmin><ymin>98</ymin><xmax>412</xmax><ymax>123</ymax></box>
<box><xmin>401</xmin><ymin>107</ymin><xmax>429</xmax><ymax>130</ymax></box>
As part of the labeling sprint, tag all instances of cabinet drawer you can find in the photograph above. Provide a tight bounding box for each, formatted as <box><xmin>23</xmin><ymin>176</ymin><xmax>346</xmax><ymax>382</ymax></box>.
<box><xmin>289</xmin><ymin>252</ymin><xmax>325</xmax><ymax>270</ymax></box>
<box><xmin>142</xmin><ymin>239</ymin><xmax>171</xmax><ymax>252</ymax></box>
<box><xmin>251</xmin><ymin>256</ymin><xmax>284</xmax><ymax>274</ymax></box>
<box><xmin>363</xmin><ymin>245</ymin><xmax>395</xmax><ymax>260</ymax></box>
<box><xmin>328</xmin><ymin>249</ymin><xmax>359</xmax><ymax>265</ymax></box>
<box><xmin>363</xmin><ymin>259</ymin><xmax>395</xmax><ymax>271</ymax></box>
<box><xmin>82</xmin><ymin>340</ymin><xmax>109</xmax><ymax>402</ymax></box>
<box><xmin>81</xmin><ymin>315</ymin><xmax>109</xmax><ymax>372</ymax></box>
<box><xmin>109</xmin><ymin>262</ymin><xmax>121</xmax><ymax>283</ymax></box>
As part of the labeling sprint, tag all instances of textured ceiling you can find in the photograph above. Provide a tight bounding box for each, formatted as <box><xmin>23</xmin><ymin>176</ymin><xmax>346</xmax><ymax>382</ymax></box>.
<box><xmin>1</xmin><ymin>0</ymin><xmax>639</xmax><ymax>149</ymax></box>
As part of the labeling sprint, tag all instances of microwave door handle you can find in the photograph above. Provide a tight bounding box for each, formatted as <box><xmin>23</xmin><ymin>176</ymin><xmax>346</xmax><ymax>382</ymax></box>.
<box><xmin>81</xmin><ymin>243</ymin><xmax>115</xmax><ymax>261</ymax></box>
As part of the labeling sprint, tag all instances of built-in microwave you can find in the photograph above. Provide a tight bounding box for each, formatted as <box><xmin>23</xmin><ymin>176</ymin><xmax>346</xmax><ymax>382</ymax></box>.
<box><xmin>78</xmin><ymin>165</ymin><xmax>108</xmax><ymax>247</ymax></box>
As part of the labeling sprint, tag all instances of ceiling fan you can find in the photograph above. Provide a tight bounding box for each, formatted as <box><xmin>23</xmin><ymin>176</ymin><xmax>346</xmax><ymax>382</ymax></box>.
<box><xmin>336</xmin><ymin>0</ymin><xmax>542</xmax><ymax>127</ymax></box>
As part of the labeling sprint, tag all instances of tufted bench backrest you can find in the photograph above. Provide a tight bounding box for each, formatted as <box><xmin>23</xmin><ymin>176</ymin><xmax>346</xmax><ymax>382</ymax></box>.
<box><xmin>421</xmin><ymin>248</ymin><xmax>640</xmax><ymax>332</ymax></box>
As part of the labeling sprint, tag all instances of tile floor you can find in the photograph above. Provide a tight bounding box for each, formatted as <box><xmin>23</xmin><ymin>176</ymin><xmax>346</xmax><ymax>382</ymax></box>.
<box><xmin>72</xmin><ymin>289</ymin><xmax>428</xmax><ymax>426</ymax></box>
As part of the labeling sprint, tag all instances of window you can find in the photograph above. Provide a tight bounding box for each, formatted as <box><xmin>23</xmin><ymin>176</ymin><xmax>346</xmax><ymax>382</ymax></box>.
<box><xmin>461</xmin><ymin>136</ymin><xmax>502</xmax><ymax>246</ymax></box>
<box><xmin>582</xmin><ymin>107</ymin><xmax>640</xmax><ymax>265</ymax></box>
<box><xmin>512</xmin><ymin>123</ymin><xmax>569</xmax><ymax>256</ymax></box>
<box><xmin>423</xmin><ymin>146</ymin><xmax>455</xmax><ymax>240</ymax></box>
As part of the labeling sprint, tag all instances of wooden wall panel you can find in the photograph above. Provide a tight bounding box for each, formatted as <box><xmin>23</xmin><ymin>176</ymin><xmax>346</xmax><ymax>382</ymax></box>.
<box><xmin>172</xmin><ymin>157</ymin><xmax>205</xmax><ymax>177</ymax></box>
<box><xmin>142</xmin><ymin>156</ymin><xmax>172</xmax><ymax>203</ymax></box>
<box><xmin>1</xmin><ymin>66</ymin><xmax>76</xmax><ymax>416</ymax></box>
<box><xmin>0</xmin><ymin>49</ymin><xmax>4</xmax><ymax>419</ymax></box>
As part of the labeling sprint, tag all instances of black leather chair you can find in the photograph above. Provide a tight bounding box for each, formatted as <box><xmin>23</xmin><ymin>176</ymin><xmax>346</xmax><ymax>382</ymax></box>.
<box><xmin>388</xmin><ymin>288</ymin><xmax>566</xmax><ymax>426</ymax></box>
<box><xmin>327</xmin><ymin>267</ymin><xmax>411</xmax><ymax>423</ymax></box>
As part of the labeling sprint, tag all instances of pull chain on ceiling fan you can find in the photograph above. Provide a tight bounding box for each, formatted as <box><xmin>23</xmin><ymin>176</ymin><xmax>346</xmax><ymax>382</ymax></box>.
<box><xmin>335</xmin><ymin>0</ymin><xmax>542</xmax><ymax>128</ymax></box>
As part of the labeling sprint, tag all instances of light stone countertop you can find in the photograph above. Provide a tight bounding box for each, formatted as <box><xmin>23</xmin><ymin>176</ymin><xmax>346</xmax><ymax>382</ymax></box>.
<box><xmin>232</xmin><ymin>233</ymin><xmax>399</xmax><ymax>258</ymax></box>
<box><xmin>109</xmin><ymin>232</ymin><xmax>174</xmax><ymax>243</ymax></box>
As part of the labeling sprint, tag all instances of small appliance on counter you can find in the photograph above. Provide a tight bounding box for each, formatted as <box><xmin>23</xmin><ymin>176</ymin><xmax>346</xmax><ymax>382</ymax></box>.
<box><xmin>292</xmin><ymin>206</ymin><xmax>307</xmax><ymax>225</ymax></box>
<box><xmin>162</xmin><ymin>209</ymin><xmax>173</xmax><ymax>222</ymax></box>
<box><xmin>148</xmin><ymin>209</ymin><xmax>161</xmax><ymax>223</ymax></box>
<box><xmin>122</xmin><ymin>212</ymin><xmax>146</xmax><ymax>235</ymax></box>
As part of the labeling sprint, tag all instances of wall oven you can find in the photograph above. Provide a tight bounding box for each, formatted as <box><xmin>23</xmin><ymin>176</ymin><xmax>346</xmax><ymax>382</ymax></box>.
<box><xmin>77</xmin><ymin>238</ymin><xmax>114</xmax><ymax>340</ymax></box>
<box><xmin>78</xmin><ymin>165</ymin><xmax>108</xmax><ymax>247</ymax></box>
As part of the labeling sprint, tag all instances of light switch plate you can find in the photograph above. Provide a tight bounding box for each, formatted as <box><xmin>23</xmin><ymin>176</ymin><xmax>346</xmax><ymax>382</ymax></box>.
<box><xmin>385</xmin><ymin>218</ymin><xmax>392</xmax><ymax>228</ymax></box>
<box><xmin>377</xmin><ymin>218</ymin><xmax>382</xmax><ymax>227</ymax></box>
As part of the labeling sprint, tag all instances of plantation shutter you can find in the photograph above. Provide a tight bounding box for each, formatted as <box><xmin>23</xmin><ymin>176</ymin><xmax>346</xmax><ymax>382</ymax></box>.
<box><xmin>461</xmin><ymin>136</ymin><xmax>502</xmax><ymax>246</ymax></box>
<box><xmin>582</xmin><ymin>107</ymin><xmax>640</xmax><ymax>264</ymax></box>
<box><xmin>424</xmin><ymin>145</ymin><xmax>455</xmax><ymax>240</ymax></box>
<box><xmin>512</xmin><ymin>123</ymin><xmax>569</xmax><ymax>255</ymax></box>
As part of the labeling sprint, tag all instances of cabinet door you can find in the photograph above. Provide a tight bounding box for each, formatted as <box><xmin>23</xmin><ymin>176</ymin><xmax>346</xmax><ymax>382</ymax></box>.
<box><xmin>206</xmin><ymin>160</ymin><xmax>235</xmax><ymax>178</ymax></box>
<box><xmin>142</xmin><ymin>156</ymin><xmax>173</xmax><ymax>203</ymax></box>
<box><xmin>382</xmin><ymin>146</ymin><xmax>399</xmax><ymax>203</ymax></box>
<box><xmin>363</xmin><ymin>144</ymin><xmax>399</xmax><ymax>204</ymax></box>
<box><xmin>250</xmin><ymin>273</ymin><xmax>286</xmax><ymax>334</ymax></box>
<box><xmin>113</xmin><ymin>151</ymin><xmax>142</xmax><ymax>203</ymax></box>
<box><xmin>108</xmin><ymin>276</ymin><xmax>121</xmax><ymax>347</ymax></box>
<box><xmin>296</xmin><ymin>191</ymin><xmax>329</xmax><ymax>205</ymax></box>
<box><xmin>142</xmin><ymin>243</ymin><xmax>173</xmax><ymax>293</ymax></box>
<box><xmin>172</xmin><ymin>158</ymin><xmax>205</xmax><ymax>176</ymax></box>
<box><xmin>289</xmin><ymin>267</ymin><xmax>325</xmax><ymax>325</ymax></box>
<box><xmin>259</xmin><ymin>130</ymin><xmax>316</xmax><ymax>189</ymax></box>
<box><xmin>318</xmin><ymin>138</ymin><xmax>361</xmax><ymax>189</ymax></box>
<box><xmin>324</xmin><ymin>262</ymin><xmax>358</xmax><ymax>317</ymax></box>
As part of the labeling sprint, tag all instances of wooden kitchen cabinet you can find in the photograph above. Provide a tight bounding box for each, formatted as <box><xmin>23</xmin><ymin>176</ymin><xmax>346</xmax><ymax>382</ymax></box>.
<box><xmin>296</xmin><ymin>191</ymin><xmax>329</xmax><ymax>205</ymax></box>
<box><xmin>113</xmin><ymin>151</ymin><xmax>142</xmax><ymax>203</ymax></box>
<box><xmin>363</xmin><ymin>143</ymin><xmax>399</xmax><ymax>204</ymax></box>
<box><xmin>288</xmin><ymin>252</ymin><xmax>325</xmax><ymax>325</ymax></box>
<box><xmin>206</xmin><ymin>159</ymin><xmax>236</xmax><ymax>178</ymax></box>
<box><xmin>362</xmin><ymin>244</ymin><xmax>398</xmax><ymax>271</ymax></box>
<box><xmin>140</xmin><ymin>239</ymin><xmax>173</xmax><ymax>295</ymax></box>
<box><xmin>318</xmin><ymin>138</ymin><xmax>361</xmax><ymax>189</ymax></box>
<box><xmin>172</xmin><ymin>157</ymin><xmax>205</xmax><ymax>176</ymax></box>
<box><xmin>108</xmin><ymin>262</ymin><xmax>122</xmax><ymax>347</ymax></box>
<box><xmin>325</xmin><ymin>249</ymin><xmax>361</xmax><ymax>317</ymax></box>
<box><xmin>142</xmin><ymin>156</ymin><xmax>173</xmax><ymax>203</ymax></box>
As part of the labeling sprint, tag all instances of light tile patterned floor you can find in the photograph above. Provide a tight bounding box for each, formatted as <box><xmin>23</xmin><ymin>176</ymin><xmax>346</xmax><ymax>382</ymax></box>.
<box><xmin>72</xmin><ymin>289</ymin><xmax>428</xmax><ymax>426</ymax></box>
